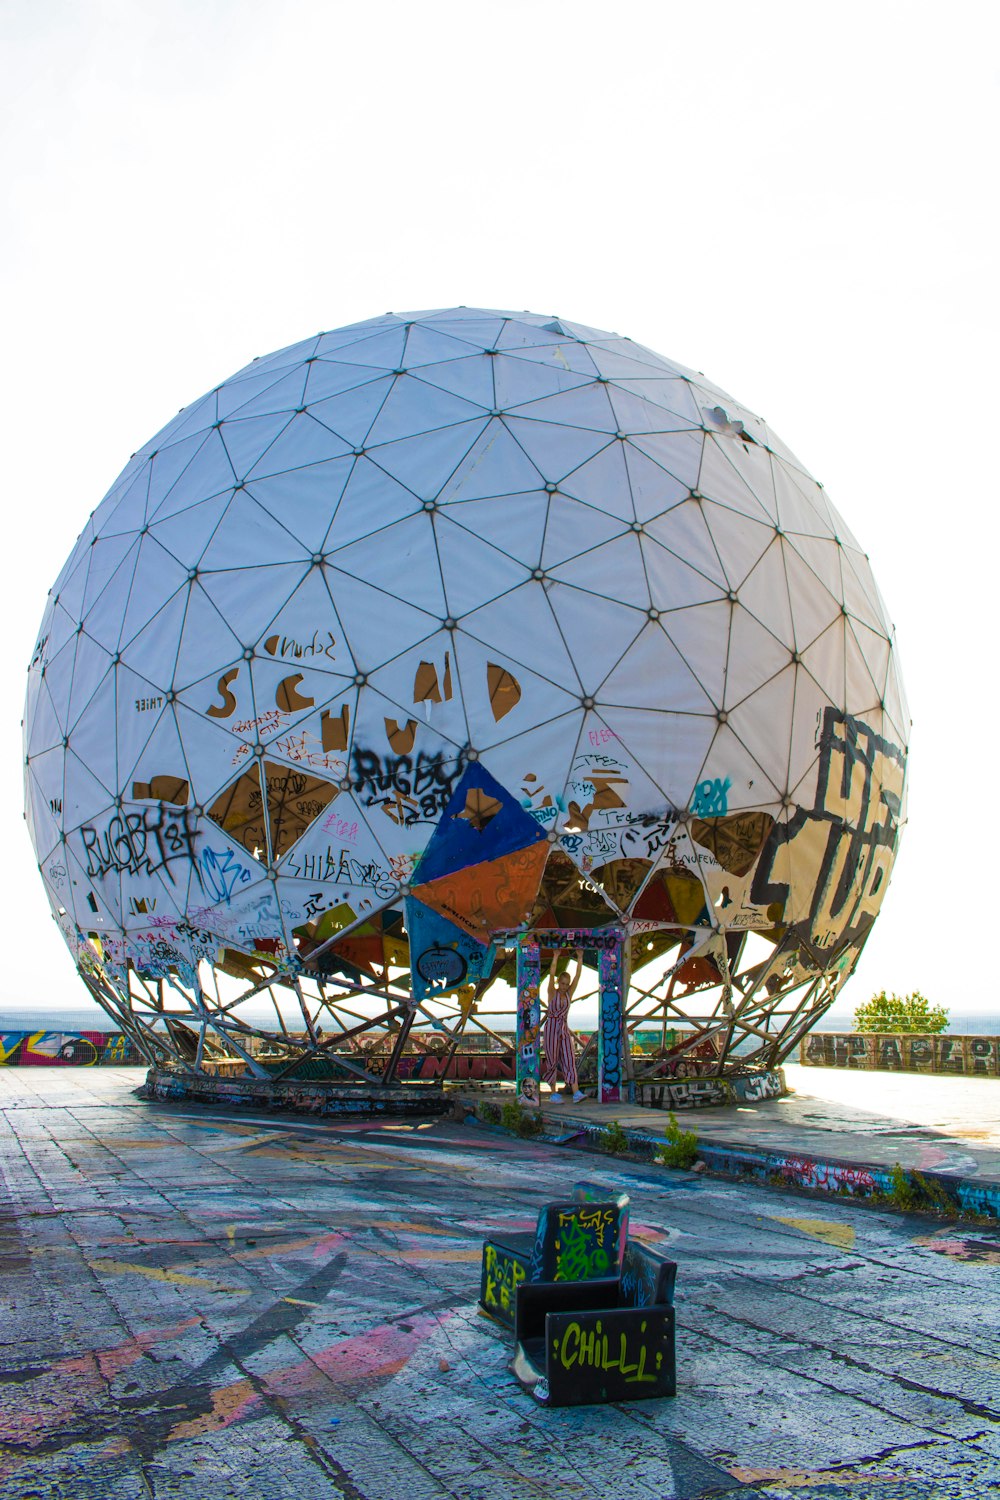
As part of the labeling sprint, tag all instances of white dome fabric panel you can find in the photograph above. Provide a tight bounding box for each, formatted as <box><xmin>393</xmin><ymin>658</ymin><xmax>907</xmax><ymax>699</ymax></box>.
<box><xmin>23</xmin><ymin>308</ymin><xmax>908</xmax><ymax>1072</ymax></box>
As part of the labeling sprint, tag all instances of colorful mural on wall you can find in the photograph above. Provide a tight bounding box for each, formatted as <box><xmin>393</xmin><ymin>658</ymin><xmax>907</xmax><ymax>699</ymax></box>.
<box><xmin>801</xmin><ymin>1033</ymin><xmax>1000</xmax><ymax>1076</ymax></box>
<box><xmin>0</xmin><ymin>1031</ymin><xmax>144</xmax><ymax>1066</ymax></box>
<box><xmin>23</xmin><ymin>308</ymin><xmax>908</xmax><ymax>1089</ymax></box>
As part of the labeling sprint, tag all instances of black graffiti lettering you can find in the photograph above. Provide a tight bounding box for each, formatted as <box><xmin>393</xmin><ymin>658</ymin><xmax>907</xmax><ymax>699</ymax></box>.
<box><xmin>351</xmin><ymin>745</ymin><xmax>464</xmax><ymax>827</ymax></box>
<box><xmin>81</xmin><ymin>807</ymin><xmax>198</xmax><ymax>884</ymax></box>
<box><xmin>751</xmin><ymin>708</ymin><xmax>905</xmax><ymax>952</ymax></box>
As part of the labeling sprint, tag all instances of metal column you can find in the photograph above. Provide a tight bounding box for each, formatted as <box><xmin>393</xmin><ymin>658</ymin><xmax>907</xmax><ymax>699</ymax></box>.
<box><xmin>598</xmin><ymin>939</ymin><xmax>625</xmax><ymax>1104</ymax></box>
<box><xmin>515</xmin><ymin>936</ymin><xmax>541</xmax><ymax>1106</ymax></box>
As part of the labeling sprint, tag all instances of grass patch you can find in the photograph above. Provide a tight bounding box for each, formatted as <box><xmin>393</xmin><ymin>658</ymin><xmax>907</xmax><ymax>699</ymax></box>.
<box><xmin>500</xmin><ymin>1099</ymin><xmax>544</xmax><ymax>1138</ymax></box>
<box><xmin>600</xmin><ymin>1119</ymin><xmax>630</xmax><ymax>1155</ymax></box>
<box><xmin>881</xmin><ymin>1162</ymin><xmax>957</xmax><ymax>1214</ymax></box>
<box><xmin>655</xmin><ymin>1111</ymin><xmax>699</xmax><ymax>1169</ymax></box>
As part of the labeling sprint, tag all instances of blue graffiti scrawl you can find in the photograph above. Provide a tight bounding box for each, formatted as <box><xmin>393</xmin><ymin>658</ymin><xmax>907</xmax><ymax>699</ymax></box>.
<box><xmin>691</xmin><ymin>778</ymin><xmax>731</xmax><ymax>817</ymax></box>
<box><xmin>598</xmin><ymin>943</ymin><xmax>624</xmax><ymax>1103</ymax></box>
<box><xmin>200</xmin><ymin>847</ymin><xmax>254</xmax><ymax>905</ymax></box>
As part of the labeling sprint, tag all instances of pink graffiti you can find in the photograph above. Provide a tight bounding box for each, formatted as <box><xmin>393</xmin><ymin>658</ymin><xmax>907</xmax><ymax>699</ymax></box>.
<box><xmin>778</xmin><ymin>1155</ymin><xmax>875</xmax><ymax>1194</ymax></box>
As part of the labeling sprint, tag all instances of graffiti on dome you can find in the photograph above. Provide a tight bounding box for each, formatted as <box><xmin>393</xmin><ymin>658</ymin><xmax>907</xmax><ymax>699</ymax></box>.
<box><xmin>751</xmin><ymin>709</ymin><xmax>905</xmax><ymax>953</ymax></box>
<box><xmin>207</xmin><ymin>761</ymin><xmax>338</xmax><ymax>860</ymax></box>
<box><xmin>283</xmin><ymin>845</ymin><xmax>398</xmax><ymax>901</ymax></box>
<box><xmin>199</xmin><ymin>847</ymin><xmax>254</xmax><ymax>906</ymax></box>
<box><xmin>80</xmin><ymin>806</ymin><xmax>198</xmax><ymax>885</ymax></box>
<box><xmin>560</xmin><ymin>812</ymin><xmax>677</xmax><ymax>871</ymax></box>
<box><xmin>690</xmin><ymin>778</ymin><xmax>731</xmax><ymax>818</ymax></box>
<box><xmin>23</xmin><ymin>311</ymin><xmax>908</xmax><ymax>1090</ymax></box>
<box><xmin>263</xmin><ymin>628</ymin><xmax>338</xmax><ymax>662</ymax></box>
<box><xmin>351</xmin><ymin>746</ymin><xmax>464</xmax><ymax>828</ymax></box>
<box><xmin>564</xmin><ymin>753</ymin><xmax>631</xmax><ymax>831</ymax></box>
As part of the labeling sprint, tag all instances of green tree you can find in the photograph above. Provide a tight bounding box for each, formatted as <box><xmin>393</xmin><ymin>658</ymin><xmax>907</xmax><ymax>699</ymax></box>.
<box><xmin>853</xmin><ymin>990</ymin><xmax>949</xmax><ymax>1034</ymax></box>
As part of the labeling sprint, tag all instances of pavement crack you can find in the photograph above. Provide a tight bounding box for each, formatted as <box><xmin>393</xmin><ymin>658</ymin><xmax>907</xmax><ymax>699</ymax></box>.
<box><xmin>686</xmin><ymin>1303</ymin><xmax>1000</xmax><ymax>1427</ymax></box>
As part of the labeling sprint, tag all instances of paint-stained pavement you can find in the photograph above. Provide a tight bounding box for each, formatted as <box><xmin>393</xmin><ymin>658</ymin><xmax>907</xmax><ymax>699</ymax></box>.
<box><xmin>2</xmin><ymin>1070</ymin><xmax>999</xmax><ymax>1499</ymax></box>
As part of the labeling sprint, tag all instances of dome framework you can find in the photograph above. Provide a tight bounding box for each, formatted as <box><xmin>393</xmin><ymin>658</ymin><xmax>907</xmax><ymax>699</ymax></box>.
<box><xmin>23</xmin><ymin>308</ymin><xmax>908</xmax><ymax>1098</ymax></box>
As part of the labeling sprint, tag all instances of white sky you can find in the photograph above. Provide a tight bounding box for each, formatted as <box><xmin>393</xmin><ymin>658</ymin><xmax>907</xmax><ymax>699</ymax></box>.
<box><xmin>3</xmin><ymin>0</ymin><xmax>998</xmax><ymax>1019</ymax></box>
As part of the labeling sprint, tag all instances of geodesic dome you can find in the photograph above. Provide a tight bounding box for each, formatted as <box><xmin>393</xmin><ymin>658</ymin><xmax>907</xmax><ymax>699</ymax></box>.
<box><xmin>23</xmin><ymin>308</ymin><xmax>908</xmax><ymax>1082</ymax></box>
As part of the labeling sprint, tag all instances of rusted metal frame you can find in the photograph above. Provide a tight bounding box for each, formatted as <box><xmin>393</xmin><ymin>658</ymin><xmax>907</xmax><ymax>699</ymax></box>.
<box><xmin>210</xmin><ymin>965</ymin><xmax>409</xmax><ymax>1021</ymax></box>
<box><xmin>734</xmin><ymin>931</ymin><xmax>805</xmax><ymax>1010</ymax></box>
<box><xmin>450</xmin><ymin>1011</ymin><xmax>516</xmax><ymax>1054</ymax></box>
<box><xmin>712</xmin><ymin>937</ymin><xmax>740</xmax><ymax>1076</ymax></box>
<box><xmin>314</xmin><ymin>991</ymin><xmax>413</xmax><ymax>1032</ymax></box>
<box><xmin>101</xmin><ymin>971</ymin><xmax>178</xmax><ymax>1058</ymax></box>
<box><xmin>265</xmin><ymin>1005</ymin><xmax>408</xmax><ymax>1082</ymax></box>
<box><xmin>621</xmin><ymin>932</ymin><xmax>719</xmax><ymax>1032</ymax></box>
<box><xmin>270</xmin><ymin>973</ymin><xmax>392</xmax><ymax>1082</ymax></box>
<box><xmin>758</xmin><ymin>977</ymin><xmax>826</xmax><ymax>1066</ymax></box>
<box><xmin>268</xmin><ymin>986</ymin><xmax>291</xmax><ymax>1037</ymax></box>
<box><xmin>290</xmin><ymin>976</ymin><xmax>322</xmax><ymax>1046</ymax></box>
<box><xmin>410</xmin><ymin>990</ymin><xmax>477</xmax><ymax>1075</ymax></box>
<box><xmin>381</xmin><ymin>1006</ymin><xmax>419</xmax><ymax>1085</ymax></box>
<box><xmin>631</xmin><ymin>1017</ymin><xmax>733</xmax><ymax>1078</ymax></box>
<box><xmin>107</xmin><ymin>978</ymin><xmax>189</xmax><ymax>1074</ymax></box>
<box><xmin>311</xmin><ymin>1005</ymin><xmax>375</xmax><ymax>1047</ymax></box>
<box><xmin>621</xmin><ymin>971</ymin><xmax>711</xmax><ymax>1028</ymax></box>
<box><xmin>435</xmin><ymin>1026</ymin><xmax>466</xmax><ymax>1081</ymax></box>
<box><xmin>308</xmin><ymin>990</ymin><xmax>370</xmax><ymax>1039</ymax></box>
<box><xmin>211</xmin><ymin>967</ymin><xmax>288</xmax><ymax>1013</ymax></box>
<box><xmin>294</xmin><ymin>972</ymin><xmax>412</xmax><ymax>1006</ymax></box>
<box><xmin>406</xmin><ymin>1000</ymin><xmax>467</xmax><ymax>1049</ymax></box>
<box><xmin>267</xmin><ymin>1039</ymin><xmax>390</xmax><ymax>1086</ymax></box>
<box><xmin>128</xmin><ymin>968</ymin><xmax>163</xmax><ymax>1013</ymax></box>
<box><xmin>77</xmin><ymin>970</ymin><xmax>165</xmax><ymax>1066</ymax></box>
<box><xmin>620</xmin><ymin>975</ymin><xmax>691</xmax><ymax>1079</ymax></box>
<box><xmin>164</xmin><ymin>975</ymin><xmax>271</xmax><ymax>1079</ymax></box>
<box><xmin>769</xmin><ymin>976</ymin><xmax>838</xmax><ymax>1065</ymax></box>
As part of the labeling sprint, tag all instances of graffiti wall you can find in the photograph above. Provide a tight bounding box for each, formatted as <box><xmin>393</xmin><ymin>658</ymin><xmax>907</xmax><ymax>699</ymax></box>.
<box><xmin>801</xmin><ymin>1033</ymin><xmax>1000</xmax><ymax>1076</ymax></box>
<box><xmin>0</xmin><ymin>1031</ymin><xmax>145</xmax><ymax>1066</ymax></box>
<box><xmin>636</xmin><ymin>1069</ymin><xmax>786</xmax><ymax>1110</ymax></box>
<box><xmin>394</xmin><ymin>1052</ymin><xmax>514</xmax><ymax>1083</ymax></box>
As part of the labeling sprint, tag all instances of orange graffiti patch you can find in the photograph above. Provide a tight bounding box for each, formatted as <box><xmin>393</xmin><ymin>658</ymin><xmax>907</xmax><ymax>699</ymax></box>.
<box><xmin>727</xmin><ymin>1465</ymin><xmax>900</xmax><ymax>1485</ymax></box>
<box><xmin>168</xmin><ymin>1378</ymin><xmax>261</xmax><ymax>1440</ymax></box>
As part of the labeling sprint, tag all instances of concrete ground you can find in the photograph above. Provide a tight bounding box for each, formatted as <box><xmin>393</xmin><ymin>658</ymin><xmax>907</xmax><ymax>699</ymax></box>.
<box><xmin>2</xmin><ymin>1069</ymin><xmax>1000</xmax><ymax>1500</ymax></box>
<box><xmin>537</xmin><ymin>1063</ymin><xmax>1000</xmax><ymax>1186</ymax></box>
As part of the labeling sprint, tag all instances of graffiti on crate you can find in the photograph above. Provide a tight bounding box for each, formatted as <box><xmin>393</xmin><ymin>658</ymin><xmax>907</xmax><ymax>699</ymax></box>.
<box><xmin>553</xmin><ymin>1207</ymin><xmax>617</xmax><ymax>1281</ymax></box>
<box><xmin>551</xmin><ymin>1315</ymin><xmax>662</xmax><ymax>1386</ymax></box>
<box><xmin>481</xmin><ymin>1242</ymin><xmax>526</xmax><ymax>1322</ymax></box>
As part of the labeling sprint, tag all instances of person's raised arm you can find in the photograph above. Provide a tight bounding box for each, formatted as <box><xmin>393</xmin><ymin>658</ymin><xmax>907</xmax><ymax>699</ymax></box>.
<box><xmin>569</xmin><ymin>948</ymin><xmax>584</xmax><ymax>997</ymax></box>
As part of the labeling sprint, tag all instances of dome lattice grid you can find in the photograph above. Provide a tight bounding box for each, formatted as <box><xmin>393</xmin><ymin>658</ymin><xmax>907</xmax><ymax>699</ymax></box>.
<box><xmin>23</xmin><ymin>309</ymin><xmax>908</xmax><ymax>1084</ymax></box>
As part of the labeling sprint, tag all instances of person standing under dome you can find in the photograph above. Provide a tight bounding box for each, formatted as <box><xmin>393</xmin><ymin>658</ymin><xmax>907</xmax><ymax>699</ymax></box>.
<box><xmin>543</xmin><ymin>949</ymin><xmax>585</xmax><ymax>1102</ymax></box>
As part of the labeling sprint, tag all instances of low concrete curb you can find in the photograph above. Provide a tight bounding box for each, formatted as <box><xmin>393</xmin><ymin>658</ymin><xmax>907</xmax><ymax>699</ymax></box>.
<box><xmin>464</xmin><ymin>1105</ymin><xmax>1000</xmax><ymax>1220</ymax></box>
<box><xmin>691</xmin><ymin>1136</ymin><xmax>1000</xmax><ymax>1219</ymax></box>
<box><xmin>141</xmin><ymin>1066</ymin><xmax>448</xmax><ymax>1117</ymax></box>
